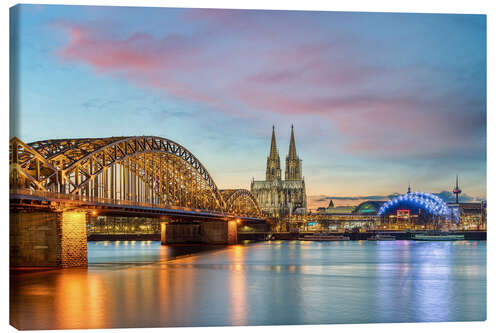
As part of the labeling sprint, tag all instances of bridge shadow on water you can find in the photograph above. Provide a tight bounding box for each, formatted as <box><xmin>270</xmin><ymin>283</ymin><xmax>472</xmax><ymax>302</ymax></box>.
<box><xmin>87</xmin><ymin>241</ymin><xmax>233</xmax><ymax>271</ymax></box>
<box><xmin>9</xmin><ymin>241</ymin><xmax>236</xmax><ymax>276</ymax></box>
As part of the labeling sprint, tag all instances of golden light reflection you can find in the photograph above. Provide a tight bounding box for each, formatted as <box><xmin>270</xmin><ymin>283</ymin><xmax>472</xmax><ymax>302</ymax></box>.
<box><xmin>54</xmin><ymin>271</ymin><xmax>106</xmax><ymax>329</ymax></box>
<box><xmin>160</xmin><ymin>255</ymin><xmax>196</xmax><ymax>319</ymax></box>
<box><xmin>229</xmin><ymin>244</ymin><xmax>247</xmax><ymax>325</ymax></box>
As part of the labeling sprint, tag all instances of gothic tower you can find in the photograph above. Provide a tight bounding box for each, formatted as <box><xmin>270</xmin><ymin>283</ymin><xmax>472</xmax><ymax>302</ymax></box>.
<box><xmin>266</xmin><ymin>125</ymin><xmax>281</xmax><ymax>181</ymax></box>
<box><xmin>285</xmin><ymin>125</ymin><xmax>302</xmax><ymax>180</ymax></box>
<box><xmin>252</xmin><ymin>125</ymin><xmax>307</xmax><ymax>218</ymax></box>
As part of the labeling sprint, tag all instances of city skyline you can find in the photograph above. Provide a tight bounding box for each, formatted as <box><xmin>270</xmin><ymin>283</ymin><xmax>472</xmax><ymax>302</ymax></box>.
<box><xmin>260</xmin><ymin>125</ymin><xmax>483</xmax><ymax>209</ymax></box>
<box><xmin>11</xmin><ymin>5</ymin><xmax>486</xmax><ymax>208</ymax></box>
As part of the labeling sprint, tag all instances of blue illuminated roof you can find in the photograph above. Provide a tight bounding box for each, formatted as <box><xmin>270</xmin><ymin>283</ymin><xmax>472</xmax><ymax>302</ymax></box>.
<box><xmin>377</xmin><ymin>192</ymin><xmax>451</xmax><ymax>217</ymax></box>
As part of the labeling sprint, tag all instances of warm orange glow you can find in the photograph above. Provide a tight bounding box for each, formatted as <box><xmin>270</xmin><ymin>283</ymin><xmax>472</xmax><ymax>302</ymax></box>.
<box><xmin>91</xmin><ymin>210</ymin><xmax>98</xmax><ymax>216</ymax></box>
<box><xmin>52</xmin><ymin>271</ymin><xmax>106</xmax><ymax>329</ymax></box>
<box><xmin>228</xmin><ymin>244</ymin><xmax>247</xmax><ymax>325</ymax></box>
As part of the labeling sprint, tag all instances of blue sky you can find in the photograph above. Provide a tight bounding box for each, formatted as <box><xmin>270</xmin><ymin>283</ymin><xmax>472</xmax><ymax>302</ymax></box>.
<box><xmin>10</xmin><ymin>4</ymin><xmax>486</xmax><ymax>208</ymax></box>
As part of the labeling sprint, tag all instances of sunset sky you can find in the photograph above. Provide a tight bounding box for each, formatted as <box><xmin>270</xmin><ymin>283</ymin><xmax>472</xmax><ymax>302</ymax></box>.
<box><xmin>11</xmin><ymin>5</ymin><xmax>486</xmax><ymax>209</ymax></box>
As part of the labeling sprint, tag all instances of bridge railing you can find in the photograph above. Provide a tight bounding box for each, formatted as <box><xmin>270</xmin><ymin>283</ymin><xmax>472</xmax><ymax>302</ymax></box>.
<box><xmin>9</xmin><ymin>188</ymin><xmax>227</xmax><ymax>215</ymax></box>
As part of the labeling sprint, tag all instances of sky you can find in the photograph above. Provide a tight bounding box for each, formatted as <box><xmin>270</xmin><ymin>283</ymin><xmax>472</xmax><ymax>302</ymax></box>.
<box><xmin>10</xmin><ymin>4</ymin><xmax>486</xmax><ymax>209</ymax></box>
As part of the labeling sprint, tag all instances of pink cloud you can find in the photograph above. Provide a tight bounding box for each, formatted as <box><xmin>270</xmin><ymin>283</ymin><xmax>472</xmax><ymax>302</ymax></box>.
<box><xmin>50</xmin><ymin>14</ymin><xmax>481</xmax><ymax>159</ymax></box>
<box><xmin>57</xmin><ymin>25</ymin><xmax>158</xmax><ymax>70</ymax></box>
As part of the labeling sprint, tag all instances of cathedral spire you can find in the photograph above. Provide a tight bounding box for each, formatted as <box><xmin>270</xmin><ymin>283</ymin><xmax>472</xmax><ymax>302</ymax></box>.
<box><xmin>285</xmin><ymin>124</ymin><xmax>302</xmax><ymax>181</ymax></box>
<box><xmin>266</xmin><ymin>125</ymin><xmax>281</xmax><ymax>181</ymax></box>
<box><xmin>269</xmin><ymin>125</ymin><xmax>279</xmax><ymax>160</ymax></box>
<box><xmin>288</xmin><ymin>124</ymin><xmax>297</xmax><ymax>160</ymax></box>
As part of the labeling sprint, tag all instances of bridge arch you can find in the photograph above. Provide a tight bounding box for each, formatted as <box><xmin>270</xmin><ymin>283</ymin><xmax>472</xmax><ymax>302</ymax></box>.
<box><xmin>220</xmin><ymin>189</ymin><xmax>262</xmax><ymax>217</ymax></box>
<box><xmin>11</xmin><ymin>136</ymin><xmax>226</xmax><ymax>211</ymax></box>
<box><xmin>377</xmin><ymin>192</ymin><xmax>451</xmax><ymax>218</ymax></box>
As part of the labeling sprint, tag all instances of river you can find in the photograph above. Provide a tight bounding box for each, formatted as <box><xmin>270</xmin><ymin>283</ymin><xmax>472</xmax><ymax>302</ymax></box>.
<box><xmin>10</xmin><ymin>240</ymin><xmax>486</xmax><ymax>329</ymax></box>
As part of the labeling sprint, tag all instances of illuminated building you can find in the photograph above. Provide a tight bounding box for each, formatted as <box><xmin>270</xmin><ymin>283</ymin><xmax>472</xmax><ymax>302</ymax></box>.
<box><xmin>317</xmin><ymin>200</ymin><xmax>355</xmax><ymax>214</ymax></box>
<box><xmin>376</xmin><ymin>189</ymin><xmax>452</xmax><ymax>230</ymax></box>
<box><xmin>448</xmin><ymin>202</ymin><xmax>486</xmax><ymax>230</ymax></box>
<box><xmin>87</xmin><ymin>216</ymin><xmax>160</xmax><ymax>235</ymax></box>
<box><xmin>251</xmin><ymin>125</ymin><xmax>307</xmax><ymax>217</ymax></box>
<box><xmin>447</xmin><ymin>176</ymin><xmax>486</xmax><ymax>230</ymax></box>
<box><xmin>352</xmin><ymin>201</ymin><xmax>385</xmax><ymax>215</ymax></box>
<box><xmin>299</xmin><ymin>182</ymin><xmax>487</xmax><ymax>232</ymax></box>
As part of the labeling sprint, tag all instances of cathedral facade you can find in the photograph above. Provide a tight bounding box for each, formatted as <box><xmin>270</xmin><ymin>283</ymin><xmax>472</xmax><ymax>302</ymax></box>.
<box><xmin>251</xmin><ymin>126</ymin><xmax>307</xmax><ymax>217</ymax></box>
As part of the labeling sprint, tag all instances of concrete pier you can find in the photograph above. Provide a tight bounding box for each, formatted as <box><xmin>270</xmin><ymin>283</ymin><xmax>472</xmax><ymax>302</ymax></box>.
<box><xmin>161</xmin><ymin>220</ymin><xmax>238</xmax><ymax>245</ymax></box>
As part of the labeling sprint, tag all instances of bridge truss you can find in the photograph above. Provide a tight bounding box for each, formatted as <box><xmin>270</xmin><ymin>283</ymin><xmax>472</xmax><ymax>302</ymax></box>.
<box><xmin>10</xmin><ymin>136</ymin><xmax>263</xmax><ymax>217</ymax></box>
<box><xmin>220</xmin><ymin>189</ymin><xmax>262</xmax><ymax>217</ymax></box>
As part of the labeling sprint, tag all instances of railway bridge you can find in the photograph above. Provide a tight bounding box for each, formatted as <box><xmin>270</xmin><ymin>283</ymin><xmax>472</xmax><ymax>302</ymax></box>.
<box><xmin>10</xmin><ymin>136</ymin><xmax>267</xmax><ymax>267</ymax></box>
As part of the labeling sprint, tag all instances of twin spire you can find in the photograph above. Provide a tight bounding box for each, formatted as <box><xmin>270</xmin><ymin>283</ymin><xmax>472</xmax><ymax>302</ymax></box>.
<box><xmin>269</xmin><ymin>125</ymin><xmax>279</xmax><ymax>160</ymax></box>
<box><xmin>266</xmin><ymin>125</ymin><xmax>301</xmax><ymax>181</ymax></box>
<box><xmin>288</xmin><ymin>125</ymin><xmax>297</xmax><ymax>160</ymax></box>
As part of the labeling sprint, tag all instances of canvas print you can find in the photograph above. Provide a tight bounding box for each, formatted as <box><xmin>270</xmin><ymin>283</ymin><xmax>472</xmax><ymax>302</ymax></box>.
<box><xmin>9</xmin><ymin>4</ymin><xmax>486</xmax><ymax>330</ymax></box>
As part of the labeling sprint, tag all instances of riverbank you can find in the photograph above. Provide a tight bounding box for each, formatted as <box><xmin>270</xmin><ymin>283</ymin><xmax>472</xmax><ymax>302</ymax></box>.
<box><xmin>239</xmin><ymin>231</ymin><xmax>487</xmax><ymax>241</ymax></box>
<box><xmin>88</xmin><ymin>231</ymin><xmax>486</xmax><ymax>242</ymax></box>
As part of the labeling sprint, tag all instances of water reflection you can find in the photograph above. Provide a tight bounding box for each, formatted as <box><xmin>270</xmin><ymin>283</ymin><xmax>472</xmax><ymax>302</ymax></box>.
<box><xmin>10</xmin><ymin>240</ymin><xmax>486</xmax><ymax>329</ymax></box>
<box><xmin>229</xmin><ymin>245</ymin><xmax>247</xmax><ymax>325</ymax></box>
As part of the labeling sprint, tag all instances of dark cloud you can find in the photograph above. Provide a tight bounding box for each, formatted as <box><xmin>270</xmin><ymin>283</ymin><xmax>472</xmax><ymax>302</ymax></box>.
<box><xmin>312</xmin><ymin>193</ymin><xmax>401</xmax><ymax>203</ymax></box>
<box><xmin>433</xmin><ymin>190</ymin><xmax>474</xmax><ymax>203</ymax></box>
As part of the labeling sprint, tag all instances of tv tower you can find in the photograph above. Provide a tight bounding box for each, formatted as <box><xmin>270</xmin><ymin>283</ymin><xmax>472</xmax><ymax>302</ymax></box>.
<box><xmin>452</xmin><ymin>175</ymin><xmax>462</xmax><ymax>204</ymax></box>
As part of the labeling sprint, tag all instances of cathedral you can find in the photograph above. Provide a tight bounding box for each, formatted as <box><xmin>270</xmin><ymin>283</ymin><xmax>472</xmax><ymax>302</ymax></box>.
<box><xmin>251</xmin><ymin>125</ymin><xmax>307</xmax><ymax>217</ymax></box>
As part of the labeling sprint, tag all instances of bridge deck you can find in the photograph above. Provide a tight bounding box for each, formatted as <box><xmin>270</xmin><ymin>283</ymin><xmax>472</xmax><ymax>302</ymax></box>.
<box><xmin>10</xmin><ymin>189</ymin><xmax>265</xmax><ymax>222</ymax></box>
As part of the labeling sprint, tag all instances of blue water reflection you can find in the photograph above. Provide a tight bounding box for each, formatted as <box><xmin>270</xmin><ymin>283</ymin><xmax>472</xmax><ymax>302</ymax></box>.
<box><xmin>10</xmin><ymin>240</ymin><xmax>486</xmax><ymax>329</ymax></box>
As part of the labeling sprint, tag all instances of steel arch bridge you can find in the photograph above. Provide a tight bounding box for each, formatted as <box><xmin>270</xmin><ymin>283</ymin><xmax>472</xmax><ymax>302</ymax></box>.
<box><xmin>377</xmin><ymin>192</ymin><xmax>451</xmax><ymax>218</ymax></box>
<box><xmin>9</xmin><ymin>136</ymin><xmax>263</xmax><ymax>217</ymax></box>
<box><xmin>220</xmin><ymin>189</ymin><xmax>262</xmax><ymax>217</ymax></box>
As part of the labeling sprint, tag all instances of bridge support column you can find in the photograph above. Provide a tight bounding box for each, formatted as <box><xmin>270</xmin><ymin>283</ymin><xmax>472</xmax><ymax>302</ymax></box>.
<box><xmin>227</xmin><ymin>220</ymin><xmax>238</xmax><ymax>245</ymax></box>
<box><xmin>200</xmin><ymin>220</ymin><xmax>238</xmax><ymax>245</ymax></box>
<box><xmin>161</xmin><ymin>222</ymin><xmax>201</xmax><ymax>244</ymax></box>
<box><xmin>10</xmin><ymin>210</ymin><xmax>88</xmax><ymax>268</ymax></box>
<box><xmin>160</xmin><ymin>222</ymin><xmax>167</xmax><ymax>245</ymax></box>
<box><xmin>160</xmin><ymin>220</ymin><xmax>238</xmax><ymax>245</ymax></box>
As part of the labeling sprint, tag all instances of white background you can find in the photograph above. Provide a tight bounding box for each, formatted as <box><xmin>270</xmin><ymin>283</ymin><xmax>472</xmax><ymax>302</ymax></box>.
<box><xmin>1</xmin><ymin>1</ymin><xmax>498</xmax><ymax>333</ymax></box>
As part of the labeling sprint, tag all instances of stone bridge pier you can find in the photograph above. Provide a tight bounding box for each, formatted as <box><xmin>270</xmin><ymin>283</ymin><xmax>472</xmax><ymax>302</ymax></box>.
<box><xmin>161</xmin><ymin>220</ymin><xmax>238</xmax><ymax>245</ymax></box>
<box><xmin>10</xmin><ymin>210</ymin><xmax>88</xmax><ymax>268</ymax></box>
<box><xmin>10</xmin><ymin>208</ymin><xmax>245</xmax><ymax>268</ymax></box>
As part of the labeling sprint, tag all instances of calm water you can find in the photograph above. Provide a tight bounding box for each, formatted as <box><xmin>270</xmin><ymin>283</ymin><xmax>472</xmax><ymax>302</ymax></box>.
<box><xmin>10</xmin><ymin>240</ymin><xmax>486</xmax><ymax>329</ymax></box>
